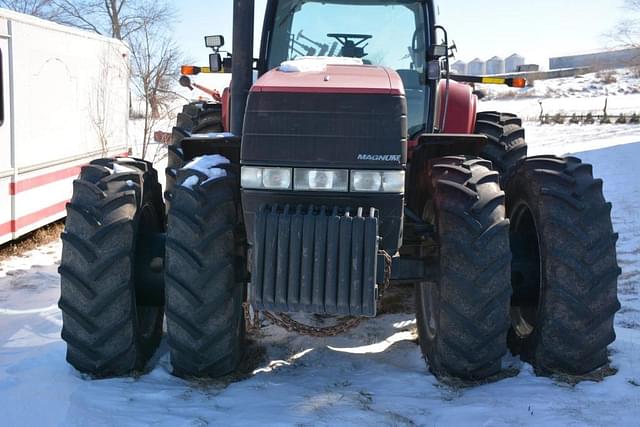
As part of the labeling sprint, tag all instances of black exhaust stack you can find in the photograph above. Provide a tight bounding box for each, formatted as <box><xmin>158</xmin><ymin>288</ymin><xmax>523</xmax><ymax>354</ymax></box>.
<box><xmin>231</xmin><ymin>0</ymin><xmax>255</xmax><ymax>135</ymax></box>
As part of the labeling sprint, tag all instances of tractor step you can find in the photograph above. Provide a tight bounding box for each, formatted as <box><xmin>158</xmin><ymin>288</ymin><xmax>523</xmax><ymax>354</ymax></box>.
<box><xmin>251</xmin><ymin>205</ymin><xmax>379</xmax><ymax>317</ymax></box>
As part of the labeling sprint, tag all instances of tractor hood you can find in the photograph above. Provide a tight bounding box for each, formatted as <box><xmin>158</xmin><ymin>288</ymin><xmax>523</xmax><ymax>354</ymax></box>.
<box><xmin>242</xmin><ymin>60</ymin><xmax>407</xmax><ymax>170</ymax></box>
<box><xmin>251</xmin><ymin>62</ymin><xmax>405</xmax><ymax>96</ymax></box>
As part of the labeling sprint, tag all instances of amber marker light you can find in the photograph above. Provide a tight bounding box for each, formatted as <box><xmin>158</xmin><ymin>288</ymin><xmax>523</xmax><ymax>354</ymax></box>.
<box><xmin>180</xmin><ymin>65</ymin><xmax>200</xmax><ymax>75</ymax></box>
<box><xmin>511</xmin><ymin>78</ymin><xmax>527</xmax><ymax>88</ymax></box>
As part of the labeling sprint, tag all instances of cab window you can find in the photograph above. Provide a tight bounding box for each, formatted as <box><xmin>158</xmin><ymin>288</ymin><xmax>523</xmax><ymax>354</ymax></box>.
<box><xmin>267</xmin><ymin>0</ymin><xmax>429</xmax><ymax>136</ymax></box>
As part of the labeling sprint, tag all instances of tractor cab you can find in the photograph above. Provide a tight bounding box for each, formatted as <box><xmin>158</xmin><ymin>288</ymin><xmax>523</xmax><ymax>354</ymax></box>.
<box><xmin>259</xmin><ymin>0</ymin><xmax>437</xmax><ymax>137</ymax></box>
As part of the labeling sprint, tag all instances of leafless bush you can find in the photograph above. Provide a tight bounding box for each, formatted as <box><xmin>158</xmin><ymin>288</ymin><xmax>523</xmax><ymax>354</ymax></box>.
<box><xmin>597</xmin><ymin>71</ymin><xmax>618</xmax><ymax>84</ymax></box>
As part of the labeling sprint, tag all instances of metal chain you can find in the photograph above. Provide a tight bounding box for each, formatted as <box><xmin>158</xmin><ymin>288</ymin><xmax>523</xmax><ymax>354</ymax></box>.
<box><xmin>263</xmin><ymin>311</ymin><xmax>362</xmax><ymax>337</ymax></box>
<box><xmin>379</xmin><ymin>249</ymin><xmax>392</xmax><ymax>291</ymax></box>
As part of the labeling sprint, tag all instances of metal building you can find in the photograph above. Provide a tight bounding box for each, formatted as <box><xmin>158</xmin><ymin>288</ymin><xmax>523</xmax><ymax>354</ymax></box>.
<box><xmin>451</xmin><ymin>60</ymin><xmax>467</xmax><ymax>74</ymax></box>
<box><xmin>486</xmin><ymin>56</ymin><xmax>506</xmax><ymax>75</ymax></box>
<box><xmin>506</xmin><ymin>53</ymin><xmax>525</xmax><ymax>73</ymax></box>
<box><xmin>549</xmin><ymin>47</ymin><xmax>640</xmax><ymax>70</ymax></box>
<box><xmin>468</xmin><ymin>58</ymin><xmax>486</xmax><ymax>75</ymax></box>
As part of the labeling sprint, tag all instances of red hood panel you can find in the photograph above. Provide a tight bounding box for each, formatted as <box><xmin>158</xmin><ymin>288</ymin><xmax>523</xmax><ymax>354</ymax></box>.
<box><xmin>252</xmin><ymin>64</ymin><xmax>405</xmax><ymax>96</ymax></box>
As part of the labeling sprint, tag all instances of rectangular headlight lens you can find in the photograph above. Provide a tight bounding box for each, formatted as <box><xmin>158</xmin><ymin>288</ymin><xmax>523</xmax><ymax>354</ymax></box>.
<box><xmin>241</xmin><ymin>166</ymin><xmax>292</xmax><ymax>190</ymax></box>
<box><xmin>243</xmin><ymin>167</ymin><xmax>404</xmax><ymax>193</ymax></box>
<box><xmin>351</xmin><ymin>170</ymin><xmax>405</xmax><ymax>193</ymax></box>
<box><xmin>294</xmin><ymin>169</ymin><xmax>349</xmax><ymax>192</ymax></box>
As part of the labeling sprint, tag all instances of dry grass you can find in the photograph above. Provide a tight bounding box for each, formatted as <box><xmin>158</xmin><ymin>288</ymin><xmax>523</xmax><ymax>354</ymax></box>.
<box><xmin>0</xmin><ymin>220</ymin><xmax>64</xmax><ymax>262</ymax></box>
<box><xmin>550</xmin><ymin>365</ymin><xmax>618</xmax><ymax>386</ymax></box>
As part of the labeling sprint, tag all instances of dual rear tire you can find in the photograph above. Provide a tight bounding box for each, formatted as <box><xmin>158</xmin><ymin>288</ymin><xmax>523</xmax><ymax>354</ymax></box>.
<box><xmin>416</xmin><ymin>114</ymin><xmax>620</xmax><ymax>380</ymax></box>
<box><xmin>59</xmin><ymin>156</ymin><xmax>245</xmax><ymax>378</ymax></box>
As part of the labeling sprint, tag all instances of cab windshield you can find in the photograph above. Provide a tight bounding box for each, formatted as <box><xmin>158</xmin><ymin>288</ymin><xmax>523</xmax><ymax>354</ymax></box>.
<box><xmin>267</xmin><ymin>0</ymin><xmax>430</xmax><ymax>136</ymax></box>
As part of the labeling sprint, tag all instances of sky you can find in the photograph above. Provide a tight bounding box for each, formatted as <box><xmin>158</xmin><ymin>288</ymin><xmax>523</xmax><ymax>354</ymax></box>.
<box><xmin>172</xmin><ymin>0</ymin><xmax>628</xmax><ymax>70</ymax></box>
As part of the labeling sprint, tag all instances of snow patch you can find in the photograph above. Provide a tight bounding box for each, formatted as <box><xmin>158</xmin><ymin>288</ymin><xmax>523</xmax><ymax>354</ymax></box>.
<box><xmin>181</xmin><ymin>155</ymin><xmax>229</xmax><ymax>189</ymax></box>
<box><xmin>112</xmin><ymin>163</ymin><xmax>138</xmax><ymax>174</ymax></box>
<box><xmin>280</xmin><ymin>56</ymin><xmax>364</xmax><ymax>73</ymax></box>
<box><xmin>190</xmin><ymin>132</ymin><xmax>234</xmax><ymax>139</ymax></box>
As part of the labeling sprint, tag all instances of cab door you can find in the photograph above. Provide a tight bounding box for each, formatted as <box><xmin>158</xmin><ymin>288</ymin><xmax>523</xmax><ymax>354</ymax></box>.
<box><xmin>0</xmin><ymin>24</ymin><xmax>13</xmax><ymax>244</ymax></box>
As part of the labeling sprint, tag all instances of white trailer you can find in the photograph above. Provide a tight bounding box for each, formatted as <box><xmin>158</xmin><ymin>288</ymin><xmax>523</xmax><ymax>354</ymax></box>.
<box><xmin>0</xmin><ymin>8</ymin><xmax>130</xmax><ymax>245</ymax></box>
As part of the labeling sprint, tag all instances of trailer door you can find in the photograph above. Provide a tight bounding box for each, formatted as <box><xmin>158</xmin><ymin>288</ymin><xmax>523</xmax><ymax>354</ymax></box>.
<box><xmin>0</xmin><ymin>30</ymin><xmax>13</xmax><ymax>245</ymax></box>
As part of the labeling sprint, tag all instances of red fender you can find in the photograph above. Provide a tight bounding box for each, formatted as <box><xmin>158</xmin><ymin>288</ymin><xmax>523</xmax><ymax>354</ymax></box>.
<box><xmin>437</xmin><ymin>79</ymin><xmax>477</xmax><ymax>134</ymax></box>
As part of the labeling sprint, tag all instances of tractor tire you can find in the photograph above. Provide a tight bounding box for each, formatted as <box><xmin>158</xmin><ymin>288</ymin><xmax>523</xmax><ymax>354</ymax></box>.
<box><xmin>176</xmin><ymin>112</ymin><xmax>195</xmax><ymax>131</ymax></box>
<box><xmin>165</xmin><ymin>104</ymin><xmax>224</xmax><ymax>209</ymax></box>
<box><xmin>58</xmin><ymin>157</ymin><xmax>165</xmax><ymax>377</ymax></box>
<box><xmin>505</xmin><ymin>156</ymin><xmax>621</xmax><ymax>375</ymax></box>
<box><xmin>475</xmin><ymin>111</ymin><xmax>527</xmax><ymax>187</ymax></box>
<box><xmin>192</xmin><ymin>109</ymin><xmax>224</xmax><ymax>134</ymax></box>
<box><xmin>165</xmin><ymin>165</ymin><xmax>245</xmax><ymax>377</ymax></box>
<box><xmin>415</xmin><ymin>156</ymin><xmax>512</xmax><ymax>380</ymax></box>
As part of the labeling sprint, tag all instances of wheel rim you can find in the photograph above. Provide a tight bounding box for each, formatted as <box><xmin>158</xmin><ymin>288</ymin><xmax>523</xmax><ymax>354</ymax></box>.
<box><xmin>509</xmin><ymin>201</ymin><xmax>542</xmax><ymax>339</ymax></box>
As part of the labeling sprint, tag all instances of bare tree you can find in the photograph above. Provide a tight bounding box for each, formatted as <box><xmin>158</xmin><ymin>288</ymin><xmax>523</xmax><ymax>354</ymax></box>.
<box><xmin>50</xmin><ymin>0</ymin><xmax>174</xmax><ymax>41</ymax></box>
<box><xmin>614</xmin><ymin>0</ymin><xmax>640</xmax><ymax>47</ymax></box>
<box><xmin>129</xmin><ymin>14</ymin><xmax>180</xmax><ymax>160</ymax></box>
<box><xmin>0</xmin><ymin>0</ymin><xmax>59</xmax><ymax>19</ymax></box>
<box><xmin>89</xmin><ymin>47</ymin><xmax>121</xmax><ymax>157</ymax></box>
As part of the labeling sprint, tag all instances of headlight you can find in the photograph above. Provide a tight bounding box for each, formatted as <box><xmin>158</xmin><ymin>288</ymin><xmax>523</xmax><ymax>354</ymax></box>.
<box><xmin>241</xmin><ymin>166</ymin><xmax>292</xmax><ymax>190</ymax></box>
<box><xmin>242</xmin><ymin>167</ymin><xmax>404</xmax><ymax>193</ymax></box>
<box><xmin>294</xmin><ymin>169</ymin><xmax>349</xmax><ymax>192</ymax></box>
<box><xmin>351</xmin><ymin>170</ymin><xmax>405</xmax><ymax>193</ymax></box>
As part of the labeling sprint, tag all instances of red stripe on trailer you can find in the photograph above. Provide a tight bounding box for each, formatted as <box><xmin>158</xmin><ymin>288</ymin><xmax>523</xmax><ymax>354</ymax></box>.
<box><xmin>8</xmin><ymin>151</ymin><xmax>130</xmax><ymax>195</ymax></box>
<box><xmin>14</xmin><ymin>201</ymin><xmax>68</xmax><ymax>230</ymax></box>
<box><xmin>9</xmin><ymin>165</ymin><xmax>82</xmax><ymax>195</ymax></box>
<box><xmin>0</xmin><ymin>221</ymin><xmax>11</xmax><ymax>236</ymax></box>
<box><xmin>0</xmin><ymin>201</ymin><xmax>68</xmax><ymax>237</ymax></box>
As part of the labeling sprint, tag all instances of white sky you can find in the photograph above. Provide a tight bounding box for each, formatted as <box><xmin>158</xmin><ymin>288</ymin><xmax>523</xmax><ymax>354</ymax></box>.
<box><xmin>173</xmin><ymin>0</ymin><xmax>628</xmax><ymax>70</ymax></box>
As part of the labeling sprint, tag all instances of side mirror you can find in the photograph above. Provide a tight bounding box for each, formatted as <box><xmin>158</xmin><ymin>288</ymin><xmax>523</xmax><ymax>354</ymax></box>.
<box><xmin>209</xmin><ymin>53</ymin><xmax>222</xmax><ymax>72</ymax></box>
<box><xmin>205</xmin><ymin>35</ymin><xmax>225</xmax><ymax>49</ymax></box>
<box><xmin>222</xmin><ymin>56</ymin><xmax>232</xmax><ymax>73</ymax></box>
<box><xmin>179</xmin><ymin>75</ymin><xmax>193</xmax><ymax>90</ymax></box>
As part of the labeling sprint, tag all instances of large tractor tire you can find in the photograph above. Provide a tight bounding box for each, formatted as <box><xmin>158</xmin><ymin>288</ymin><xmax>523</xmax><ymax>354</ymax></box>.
<box><xmin>415</xmin><ymin>156</ymin><xmax>512</xmax><ymax>380</ymax></box>
<box><xmin>506</xmin><ymin>156</ymin><xmax>621</xmax><ymax>375</ymax></box>
<box><xmin>165</xmin><ymin>104</ymin><xmax>224</xmax><ymax>209</ymax></box>
<box><xmin>475</xmin><ymin>111</ymin><xmax>527</xmax><ymax>187</ymax></box>
<box><xmin>59</xmin><ymin>157</ymin><xmax>165</xmax><ymax>377</ymax></box>
<box><xmin>165</xmin><ymin>164</ymin><xmax>245</xmax><ymax>377</ymax></box>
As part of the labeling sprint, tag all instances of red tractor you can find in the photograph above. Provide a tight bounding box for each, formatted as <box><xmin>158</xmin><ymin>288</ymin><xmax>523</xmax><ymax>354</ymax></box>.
<box><xmin>58</xmin><ymin>0</ymin><xmax>620</xmax><ymax>382</ymax></box>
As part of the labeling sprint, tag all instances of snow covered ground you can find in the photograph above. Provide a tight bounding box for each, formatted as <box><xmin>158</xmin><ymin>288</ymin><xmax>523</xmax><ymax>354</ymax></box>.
<box><xmin>480</xmin><ymin>69</ymin><xmax>640</xmax><ymax>121</ymax></box>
